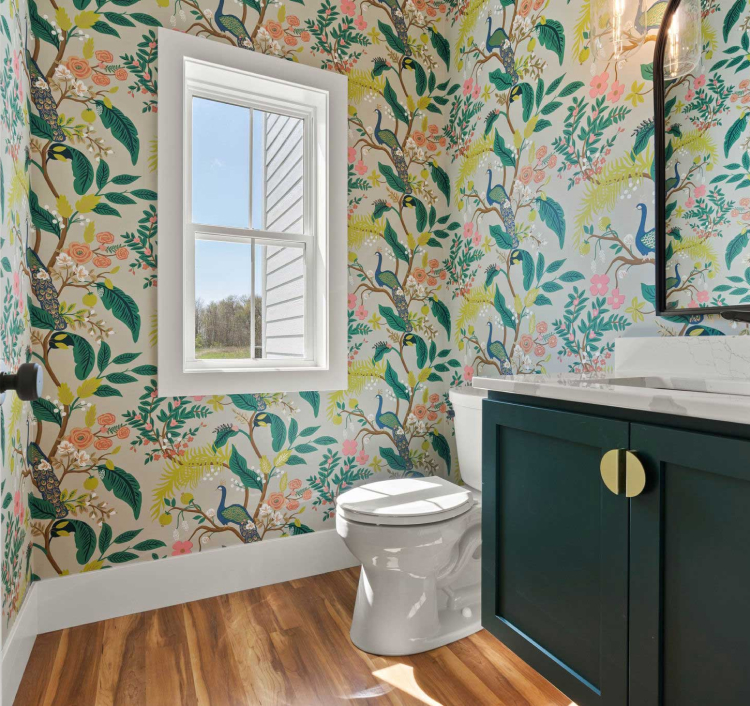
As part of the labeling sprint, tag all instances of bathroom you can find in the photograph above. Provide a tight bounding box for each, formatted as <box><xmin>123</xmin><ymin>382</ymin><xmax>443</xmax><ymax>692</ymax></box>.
<box><xmin>1</xmin><ymin>0</ymin><xmax>749</xmax><ymax>701</ymax></box>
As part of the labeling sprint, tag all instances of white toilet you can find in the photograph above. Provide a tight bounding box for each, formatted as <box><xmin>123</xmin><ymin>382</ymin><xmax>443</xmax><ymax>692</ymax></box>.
<box><xmin>336</xmin><ymin>386</ymin><xmax>488</xmax><ymax>656</ymax></box>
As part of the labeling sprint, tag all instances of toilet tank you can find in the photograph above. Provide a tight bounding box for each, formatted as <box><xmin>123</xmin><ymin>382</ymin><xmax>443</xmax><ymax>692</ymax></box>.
<box><xmin>448</xmin><ymin>386</ymin><xmax>487</xmax><ymax>492</ymax></box>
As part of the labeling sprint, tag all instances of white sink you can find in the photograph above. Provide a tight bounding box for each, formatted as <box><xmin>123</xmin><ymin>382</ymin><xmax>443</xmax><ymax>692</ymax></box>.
<box><xmin>599</xmin><ymin>376</ymin><xmax>750</xmax><ymax>398</ymax></box>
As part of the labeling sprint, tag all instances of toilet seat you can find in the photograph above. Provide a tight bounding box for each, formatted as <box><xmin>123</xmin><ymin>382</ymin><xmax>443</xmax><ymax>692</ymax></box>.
<box><xmin>336</xmin><ymin>477</ymin><xmax>473</xmax><ymax>526</ymax></box>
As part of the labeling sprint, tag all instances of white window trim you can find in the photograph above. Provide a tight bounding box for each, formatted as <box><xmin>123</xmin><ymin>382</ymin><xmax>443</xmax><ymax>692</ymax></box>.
<box><xmin>157</xmin><ymin>28</ymin><xmax>348</xmax><ymax>396</ymax></box>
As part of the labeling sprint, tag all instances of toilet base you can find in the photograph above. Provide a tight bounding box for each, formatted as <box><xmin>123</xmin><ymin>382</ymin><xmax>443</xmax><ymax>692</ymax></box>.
<box><xmin>348</xmin><ymin>529</ymin><xmax>482</xmax><ymax>656</ymax></box>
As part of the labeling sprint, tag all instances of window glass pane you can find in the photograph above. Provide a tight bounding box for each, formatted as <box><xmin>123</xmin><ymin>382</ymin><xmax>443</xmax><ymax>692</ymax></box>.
<box><xmin>192</xmin><ymin>98</ymin><xmax>250</xmax><ymax>228</ymax></box>
<box><xmin>259</xmin><ymin>242</ymin><xmax>305</xmax><ymax>359</ymax></box>
<box><xmin>194</xmin><ymin>239</ymin><xmax>258</xmax><ymax>360</ymax></box>
<box><xmin>260</xmin><ymin>111</ymin><xmax>304</xmax><ymax>235</ymax></box>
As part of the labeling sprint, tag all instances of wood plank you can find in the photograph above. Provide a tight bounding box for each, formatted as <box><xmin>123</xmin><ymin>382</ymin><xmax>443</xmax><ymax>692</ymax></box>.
<box><xmin>96</xmin><ymin>612</ymin><xmax>145</xmax><ymax>706</ymax></box>
<box><xmin>13</xmin><ymin>631</ymin><xmax>61</xmax><ymax>706</ymax></box>
<box><xmin>181</xmin><ymin>596</ymin><xmax>250</xmax><ymax>706</ymax></box>
<box><xmin>144</xmin><ymin>604</ymin><xmax>199</xmax><ymax>706</ymax></box>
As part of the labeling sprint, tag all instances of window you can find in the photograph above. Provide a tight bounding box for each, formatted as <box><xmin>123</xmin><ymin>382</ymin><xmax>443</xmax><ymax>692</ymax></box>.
<box><xmin>158</xmin><ymin>29</ymin><xmax>347</xmax><ymax>396</ymax></box>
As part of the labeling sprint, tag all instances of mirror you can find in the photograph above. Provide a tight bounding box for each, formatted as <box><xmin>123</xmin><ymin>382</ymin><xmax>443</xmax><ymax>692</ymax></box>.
<box><xmin>655</xmin><ymin>0</ymin><xmax>750</xmax><ymax>322</ymax></box>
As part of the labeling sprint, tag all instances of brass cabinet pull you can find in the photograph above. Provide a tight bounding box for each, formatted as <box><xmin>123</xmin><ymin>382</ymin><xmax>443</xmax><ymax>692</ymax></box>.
<box><xmin>600</xmin><ymin>449</ymin><xmax>647</xmax><ymax>497</ymax></box>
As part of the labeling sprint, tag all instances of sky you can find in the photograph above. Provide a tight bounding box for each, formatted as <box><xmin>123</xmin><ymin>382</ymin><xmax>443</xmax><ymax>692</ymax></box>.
<box><xmin>192</xmin><ymin>98</ymin><xmax>265</xmax><ymax>304</ymax></box>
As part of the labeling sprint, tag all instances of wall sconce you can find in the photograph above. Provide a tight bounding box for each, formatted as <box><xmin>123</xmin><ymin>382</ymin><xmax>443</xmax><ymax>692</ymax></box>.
<box><xmin>660</xmin><ymin>0</ymin><xmax>701</xmax><ymax>79</ymax></box>
<box><xmin>590</xmin><ymin>0</ymin><xmax>701</xmax><ymax>78</ymax></box>
<box><xmin>590</xmin><ymin>0</ymin><xmax>645</xmax><ymax>70</ymax></box>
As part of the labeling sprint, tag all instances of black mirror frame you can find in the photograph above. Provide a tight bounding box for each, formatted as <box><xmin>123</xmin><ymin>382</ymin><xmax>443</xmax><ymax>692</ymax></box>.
<box><xmin>654</xmin><ymin>0</ymin><xmax>750</xmax><ymax>324</ymax></box>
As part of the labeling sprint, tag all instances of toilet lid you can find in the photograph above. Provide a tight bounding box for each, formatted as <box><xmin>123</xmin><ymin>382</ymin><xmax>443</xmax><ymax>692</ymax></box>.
<box><xmin>336</xmin><ymin>477</ymin><xmax>474</xmax><ymax>526</ymax></box>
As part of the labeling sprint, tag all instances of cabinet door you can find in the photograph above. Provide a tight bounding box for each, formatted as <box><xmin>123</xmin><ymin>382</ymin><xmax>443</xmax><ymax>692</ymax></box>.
<box><xmin>481</xmin><ymin>400</ymin><xmax>630</xmax><ymax>706</ymax></box>
<box><xmin>630</xmin><ymin>425</ymin><xmax>750</xmax><ymax>706</ymax></box>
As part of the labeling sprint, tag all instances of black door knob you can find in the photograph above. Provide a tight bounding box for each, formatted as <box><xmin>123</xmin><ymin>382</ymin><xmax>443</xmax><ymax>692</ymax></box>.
<box><xmin>0</xmin><ymin>363</ymin><xmax>44</xmax><ymax>401</ymax></box>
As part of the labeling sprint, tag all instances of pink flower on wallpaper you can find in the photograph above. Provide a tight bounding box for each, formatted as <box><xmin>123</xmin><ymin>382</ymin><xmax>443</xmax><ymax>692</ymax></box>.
<box><xmin>472</xmin><ymin>230</ymin><xmax>482</xmax><ymax>247</ymax></box>
<box><xmin>694</xmin><ymin>74</ymin><xmax>706</xmax><ymax>89</ymax></box>
<box><xmin>341</xmin><ymin>0</ymin><xmax>356</xmax><ymax>16</ymax></box>
<box><xmin>348</xmin><ymin>147</ymin><xmax>356</xmax><ymax>163</ymax></box>
<box><xmin>472</xmin><ymin>83</ymin><xmax>481</xmax><ymax>100</ymax></box>
<box><xmin>685</xmin><ymin>89</ymin><xmax>695</xmax><ymax>101</ymax></box>
<box><xmin>685</xmin><ymin>197</ymin><xmax>695</xmax><ymax>208</ymax></box>
<box><xmin>343</xmin><ymin>438</ymin><xmax>358</xmax><ymax>456</ymax></box>
<box><xmin>356</xmin><ymin>449</ymin><xmax>369</xmax><ymax>466</ymax></box>
<box><xmin>607</xmin><ymin>288</ymin><xmax>626</xmax><ymax>310</ymax></box>
<box><xmin>463</xmin><ymin>78</ymin><xmax>473</xmax><ymax>96</ymax></box>
<box><xmin>697</xmin><ymin>290</ymin><xmax>710</xmax><ymax>304</ymax></box>
<box><xmin>354</xmin><ymin>160</ymin><xmax>367</xmax><ymax>175</ymax></box>
<box><xmin>355</xmin><ymin>304</ymin><xmax>368</xmax><ymax>320</ymax></box>
<box><xmin>13</xmin><ymin>271</ymin><xmax>20</xmax><ymax>299</ymax></box>
<box><xmin>354</xmin><ymin>15</ymin><xmax>367</xmax><ymax>30</ymax></box>
<box><xmin>694</xmin><ymin>185</ymin><xmax>706</xmax><ymax>198</ymax></box>
<box><xmin>463</xmin><ymin>366</ymin><xmax>474</xmax><ymax>381</ymax></box>
<box><xmin>590</xmin><ymin>273</ymin><xmax>610</xmax><ymax>296</ymax></box>
<box><xmin>463</xmin><ymin>222</ymin><xmax>474</xmax><ymax>239</ymax></box>
<box><xmin>13</xmin><ymin>491</ymin><xmax>22</xmax><ymax>517</ymax></box>
<box><xmin>171</xmin><ymin>540</ymin><xmax>193</xmax><ymax>556</ymax></box>
<box><xmin>607</xmin><ymin>80</ymin><xmax>625</xmax><ymax>103</ymax></box>
<box><xmin>589</xmin><ymin>72</ymin><xmax>609</xmax><ymax>98</ymax></box>
<box><xmin>347</xmin><ymin>293</ymin><xmax>357</xmax><ymax>309</ymax></box>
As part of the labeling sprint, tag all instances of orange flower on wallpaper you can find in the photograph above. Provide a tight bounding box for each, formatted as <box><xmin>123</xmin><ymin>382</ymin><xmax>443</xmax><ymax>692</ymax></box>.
<box><xmin>66</xmin><ymin>56</ymin><xmax>91</xmax><ymax>79</ymax></box>
<box><xmin>96</xmin><ymin>231</ymin><xmax>115</xmax><ymax>244</ymax></box>
<box><xmin>92</xmin><ymin>74</ymin><xmax>111</xmax><ymax>86</ymax></box>
<box><xmin>67</xmin><ymin>242</ymin><xmax>92</xmax><ymax>264</ymax></box>
<box><xmin>114</xmin><ymin>68</ymin><xmax>128</xmax><ymax>81</ymax></box>
<box><xmin>95</xmin><ymin>50</ymin><xmax>113</xmax><ymax>63</ymax></box>
<box><xmin>69</xmin><ymin>428</ymin><xmax>94</xmax><ymax>450</ymax></box>
<box><xmin>268</xmin><ymin>493</ymin><xmax>285</xmax><ymax>510</ymax></box>
<box><xmin>265</xmin><ymin>21</ymin><xmax>283</xmax><ymax>39</ymax></box>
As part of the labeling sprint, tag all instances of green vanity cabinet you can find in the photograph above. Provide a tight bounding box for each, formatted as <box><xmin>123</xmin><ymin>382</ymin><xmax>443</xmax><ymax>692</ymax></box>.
<box><xmin>481</xmin><ymin>395</ymin><xmax>750</xmax><ymax>706</ymax></box>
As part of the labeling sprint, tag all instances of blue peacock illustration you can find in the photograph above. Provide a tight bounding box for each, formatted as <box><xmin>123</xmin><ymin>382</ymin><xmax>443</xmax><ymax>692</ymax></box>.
<box><xmin>635</xmin><ymin>0</ymin><xmax>668</xmax><ymax>33</ymax></box>
<box><xmin>666</xmin><ymin>263</ymin><xmax>682</xmax><ymax>291</ymax></box>
<box><xmin>215</xmin><ymin>0</ymin><xmax>252</xmax><ymax>46</ymax></box>
<box><xmin>635</xmin><ymin>203</ymin><xmax>656</xmax><ymax>257</ymax></box>
<box><xmin>382</xmin><ymin>0</ymin><xmax>411</xmax><ymax>56</ymax></box>
<box><xmin>27</xmin><ymin>51</ymin><xmax>65</xmax><ymax>142</ymax></box>
<box><xmin>27</xmin><ymin>441</ymin><xmax>67</xmax><ymax>518</ymax></box>
<box><xmin>375</xmin><ymin>394</ymin><xmax>414</xmax><ymax>471</ymax></box>
<box><xmin>485</xmin><ymin>17</ymin><xmax>518</xmax><ymax>84</ymax></box>
<box><xmin>486</xmin><ymin>169</ymin><xmax>518</xmax><ymax>246</ymax></box>
<box><xmin>27</xmin><ymin>247</ymin><xmax>66</xmax><ymax>330</ymax></box>
<box><xmin>375</xmin><ymin>251</ymin><xmax>412</xmax><ymax>332</ymax></box>
<box><xmin>487</xmin><ymin>322</ymin><xmax>511</xmax><ymax>372</ymax></box>
<box><xmin>374</xmin><ymin>108</ymin><xmax>412</xmax><ymax>195</ymax></box>
<box><xmin>665</xmin><ymin>161</ymin><xmax>681</xmax><ymax>192</ymax></box>
<box><xmin>217</xmin><ymin>485</ymin><xmax>262</xmax><ymax>542</ymax></box>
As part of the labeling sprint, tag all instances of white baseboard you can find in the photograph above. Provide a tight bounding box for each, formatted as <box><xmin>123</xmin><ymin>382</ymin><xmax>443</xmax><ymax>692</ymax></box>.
<box><xmin>2</xmin><ymin>585</ymin><xmax>39</xmax><ymax>706</ymax></box>
<box><xmin>36</xmin><ymin>528</ymin><xmax>358</xmax><ymax>634</ymax></box>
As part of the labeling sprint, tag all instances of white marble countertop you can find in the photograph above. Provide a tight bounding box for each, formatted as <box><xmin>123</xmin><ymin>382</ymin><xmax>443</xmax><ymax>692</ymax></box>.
<box><xmin>472</xmin><ymin>373</ymin><xmax>750</xmax><ymax>427</ymax></box>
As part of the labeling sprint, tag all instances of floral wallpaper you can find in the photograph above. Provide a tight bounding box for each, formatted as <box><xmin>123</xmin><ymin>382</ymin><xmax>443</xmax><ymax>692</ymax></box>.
<box><xmin>1</xmin><ymin>0</ymin><xmax>33</xmax><ymax>645</ymax></box>
<box><xmin>665</xmin><ymin>0</ymin><xmax>750</xmax><ymax>309</ymax></box>
<box><xmin>26</xmin><ymin>0</ymin><xmax>461</xmax><ymax>581</ymax></box>
<box><xmin>21</xmin><ymin>0</ymin><xmax>749</xmax><ymax>596</ymax></box>
<box><xmin>447</xmin><ymin>0</ymin><xmax>743</xmax><ymax>380</ymax></box>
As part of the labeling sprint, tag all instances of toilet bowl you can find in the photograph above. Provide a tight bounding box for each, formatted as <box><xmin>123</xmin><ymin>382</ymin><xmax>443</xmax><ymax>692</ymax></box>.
<box><xmin>335</xmin><ymin>386</ymin><xmax>487</xmax><ymax>656</ymax></box>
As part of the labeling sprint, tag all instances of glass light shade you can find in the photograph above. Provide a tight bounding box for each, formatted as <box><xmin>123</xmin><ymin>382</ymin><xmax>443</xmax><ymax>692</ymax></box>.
<box><xmin>590</xmin><ymin>0</ymin><xmax>645</xmax><ymax>70</ymax></box>
<box><xmin>662</xmin><ymin>0</ymin><xmax>702</xmax><ymax>78</ymax></box>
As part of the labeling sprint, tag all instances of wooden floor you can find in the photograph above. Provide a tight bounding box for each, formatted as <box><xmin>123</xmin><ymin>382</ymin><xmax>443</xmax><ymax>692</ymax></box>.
<box><xmin>15</xmin><ymin>567</ymin><xmax>571</xmax><ymax>706</ymax></box>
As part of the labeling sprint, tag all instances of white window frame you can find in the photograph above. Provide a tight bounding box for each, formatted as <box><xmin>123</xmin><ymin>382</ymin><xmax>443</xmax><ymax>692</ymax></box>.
<box><xmin>158</xmin><ymin>29</ymin><xmax>347</xmax><ymax>396</ymax></box>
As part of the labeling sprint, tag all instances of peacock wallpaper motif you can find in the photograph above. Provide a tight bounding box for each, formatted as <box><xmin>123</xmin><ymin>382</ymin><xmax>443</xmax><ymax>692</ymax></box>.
<box><xmin>2</xmin><ymin>0</ymin><xmax>747</xmax><ymax>642</ymax></box>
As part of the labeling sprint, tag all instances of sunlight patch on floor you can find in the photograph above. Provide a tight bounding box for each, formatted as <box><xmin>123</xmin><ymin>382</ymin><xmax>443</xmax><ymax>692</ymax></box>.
<box><xmin>372</xmin><ymin>664</ymin><xmax>443</xmax><ymax>706</ymax></box>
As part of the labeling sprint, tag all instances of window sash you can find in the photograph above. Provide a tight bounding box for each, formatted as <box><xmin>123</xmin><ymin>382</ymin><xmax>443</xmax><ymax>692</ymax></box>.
<box><xmin>184</xmin><ymin>82</ymin><xmax>315</xmax><ymax>370</ymax></box>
